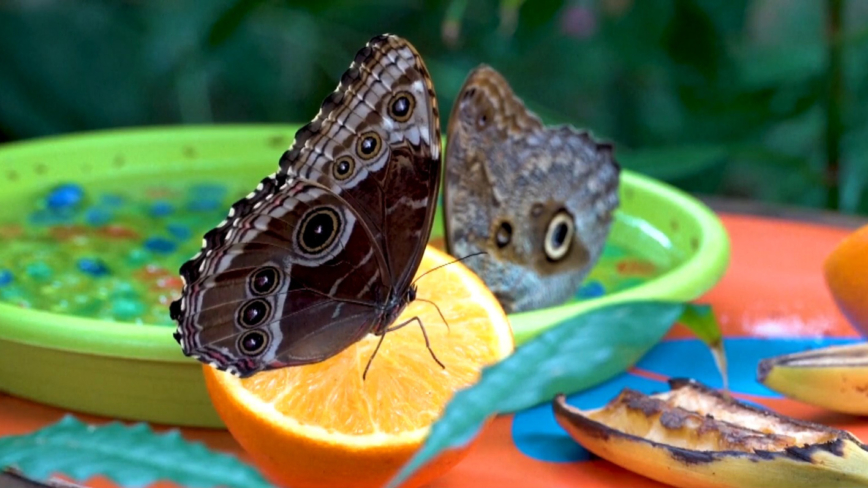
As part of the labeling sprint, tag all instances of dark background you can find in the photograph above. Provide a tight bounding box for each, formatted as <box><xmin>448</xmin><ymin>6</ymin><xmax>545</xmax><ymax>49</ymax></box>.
<box><xmin>1</xmin><ymin>0</ymin><xmax>865</xmax><ymax>214</ymax></box>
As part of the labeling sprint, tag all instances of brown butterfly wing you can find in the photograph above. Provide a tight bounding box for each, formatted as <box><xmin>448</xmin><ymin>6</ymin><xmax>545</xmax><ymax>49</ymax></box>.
<box><xmin>172</xmin><ymin>176</ymin><xmax>389</xmax><ymax>377</ymax></box>
<box><xmin>280</xmin><ymin>34</ymin><xmax>441</xmax><ymax>293</ymax></box>
<box><xmin>171</xmin><ymin>34</ymin><xmax>441</xmax><ymax>377</ymax></box>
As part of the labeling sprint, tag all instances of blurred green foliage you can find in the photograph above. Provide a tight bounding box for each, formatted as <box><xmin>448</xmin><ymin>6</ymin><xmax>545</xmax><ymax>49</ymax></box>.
<box><xmin>0</xmin><ymin>0</ymin><xmax>866</xmax><ymax>212</ymax></box>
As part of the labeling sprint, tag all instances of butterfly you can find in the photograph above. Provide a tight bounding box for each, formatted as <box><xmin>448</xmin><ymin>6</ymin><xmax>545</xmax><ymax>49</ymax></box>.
<box><xmin>442</xmin><ymin>65</ymin><xmax>620</xmax><ymax>314</ymax></box>
<box><xmin>170</xmin><ymin>34</ymin><xmax>442</xmax><ymax>378</ymax></box>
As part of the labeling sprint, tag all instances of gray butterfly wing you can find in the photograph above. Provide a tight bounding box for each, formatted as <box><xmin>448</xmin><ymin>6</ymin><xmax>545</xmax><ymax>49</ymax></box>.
<box><xmin>443</xmin><ymin>65</ymin><xmax>620</xmax><ymax>313</ymax></box>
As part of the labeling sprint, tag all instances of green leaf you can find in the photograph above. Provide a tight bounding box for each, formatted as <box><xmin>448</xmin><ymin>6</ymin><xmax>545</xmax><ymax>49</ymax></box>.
<box><xmin>678</xmin><ymin>303</ymin><xmax>721</xmax><ymax>345</ymax></box>
<box><xmin>0</xmin><ymin>415</ymin><xmax>274</xmax><ymax>488</ymax></box>
<box><xmin>387</xmin><ymin>301</ymin><xmax>686</xmax><ymax>488</ymax></box>
<box><xmin>678</xmin><ymin>303</ymin><xmax>728</xmax><ymax>389</ymax></box>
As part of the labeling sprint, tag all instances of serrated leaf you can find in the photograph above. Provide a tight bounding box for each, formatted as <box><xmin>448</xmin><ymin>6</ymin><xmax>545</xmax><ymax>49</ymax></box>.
<box><xmin>678</xmin><ymin>303</ymin><xmax>729</xmax><ymax>389</ymax></box>
<box><xmin>387</xmin><ymin>301</ymin><xmax>686</xmax><ymax>488</ymax></box>
<box><xmin>0</xmin><ymin>415</ymin><xmax>275</xmax><ymax>488</ymax></box>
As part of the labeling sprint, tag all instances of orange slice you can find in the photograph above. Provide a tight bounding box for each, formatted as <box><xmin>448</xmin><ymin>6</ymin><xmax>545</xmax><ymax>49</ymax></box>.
<box><xmin>203</xmin><ymin>245</ymin><xmax>514</xmax><ymax>488</ymax></box>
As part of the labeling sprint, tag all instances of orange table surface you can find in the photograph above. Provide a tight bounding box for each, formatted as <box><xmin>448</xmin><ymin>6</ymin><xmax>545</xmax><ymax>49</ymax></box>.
<box><xmin>1</xmin><ymin>213</ymin><xmax>865</xmax><ymax>488</ymax></box>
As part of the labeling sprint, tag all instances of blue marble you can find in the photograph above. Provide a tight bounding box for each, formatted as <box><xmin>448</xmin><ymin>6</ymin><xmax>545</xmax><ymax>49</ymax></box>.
<box><xmin>189</xmin><ymin>183</ymin><xmax>227</xmax><ymax>198</ymax></box>
<box><xmin>150</xmin><ymin>201</ymin><xmax>174</xmax><ymax>217</ymax></box>
<box><xmin>46</xmin><ymin>184</ymin><xmax>84</xmax><ymax>209</ymax></box>
<box><xmin>100</xmin><ymin>194</ymin><xmax>124</xmax><ymax>206</ymax></box>
<box><xmin>144</xmin><ymin>237</ymin><xmax>177</xmax><ymax>254</ymax></box>
<box><xmin>576</xmin><ymin>280</ymin><xmax>606</xmax><ymax>299</ymax></box>
<box><xmin>77</xmin><ymin>258</ymin><xmax>109</xmax><ymax>277</ymax></box>
<box><xmin>84</xmin><ymin>207</ymin><xmax>112</xmax><ymax>226</ymax></box>
<box><xmin>167</xmin><ymin>223</ymin><xmax>191</xmax><ymax>240</ymax></box>
<box><xmin>186</xmin><ymin>199</ymin><xmax>221</xmax><ymax>212</ymax></box>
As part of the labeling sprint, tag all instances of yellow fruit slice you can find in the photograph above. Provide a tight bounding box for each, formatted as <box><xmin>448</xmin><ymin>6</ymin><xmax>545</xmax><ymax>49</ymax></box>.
<box><xmin>554</xmin><ymin>378</ymin><xmax>868</xmax><ymax>488</ymax></box>
<box><xmin>203</xmin><ymin>245</ymin><xmax>514</xmax><ymax>488</ymax></box>
<box><xmin>758</xmin><ymin>342</ymin><xmax>868</xmax><ymax>415</ymax></box>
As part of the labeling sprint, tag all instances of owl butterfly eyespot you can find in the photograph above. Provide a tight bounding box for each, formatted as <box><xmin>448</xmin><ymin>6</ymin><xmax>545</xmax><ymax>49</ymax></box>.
<box><xmin>443</xmin><ymin>64</ymin><xmax>621</xmax><ymax>314</ymax></box>
<box><xmin>495</xmin><ymin>221</ymin><xmax>512</xmax><ymax>248</ymax></box>
<box><xmin>332</xmin><ymin>157</ymin><xmax>355</xmax><ymax>180</ymax></box>
<box><xmin>238</xmin><ymin>330</ymin><xmax>269</xmax><ymax>356</ymax></box>
<box><xmin>389</xmin><ymin>91</ymin><xmax>416</xmax><ymax>121</ymax></box>
<box><xmin>171</xmin><ymin>34</ymin><xmax>443</xmax><ymax>378</ymax></box>
<box><xmin>544</xmin><ymin>211</ymin><xmax>574</xmax><ymax>262</ymax></box>
<box><xmin>237</xmin><ymin>299</ymin><xmax>271</xmax><ymax>328</ymax></box>
<box><xmin>249</xmin><ymin>266</ymin><xmax>281</xmax><ymax>295</ymax></box>
<box><xmin>296</xmin><ymin>207</ymin><xmax>341</xmax><ymax>255</ymax></box>
<box><xmin>356</xmin><ymin>132</ymin><xmax>383</xmax><ymax>160</ymax></box>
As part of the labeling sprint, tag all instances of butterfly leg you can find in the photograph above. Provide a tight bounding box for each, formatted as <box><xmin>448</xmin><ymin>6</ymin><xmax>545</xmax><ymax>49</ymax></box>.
<box><xmin>362</xmin><ymin>316</ymin><xmax>446</xmax><ymax>380</ymax></box>
<box><xmin>388</xmin><ymin>315</ymin><xmax>447</xmax><ymax>371</ymax></box>
<box><xmin>414</xmin><ymin>297</ymin><xmax>451</xmax><ymax>334</ymax></box>
<box><xmin>363</xmin><ymin>334</ymin><xmax>388</xmax><ymax>381</ymax></box>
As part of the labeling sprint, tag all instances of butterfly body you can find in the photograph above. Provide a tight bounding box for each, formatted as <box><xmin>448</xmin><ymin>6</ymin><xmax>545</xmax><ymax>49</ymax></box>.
<box><xmin>443</xmin><ymin>65</ymin><xmax>620</xmax><ymax>313</ymax></box>
<box><xmin>171</xmin><ymin>34</ymin><xmax>441</xmax><ymax>378</ymax></box>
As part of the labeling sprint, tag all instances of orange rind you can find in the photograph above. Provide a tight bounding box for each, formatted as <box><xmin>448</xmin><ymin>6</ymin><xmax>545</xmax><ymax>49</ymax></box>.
<box><xmin>203</xmin><ymin>245</ymin><xmax>514</xmax><ymax>488</ymax></box>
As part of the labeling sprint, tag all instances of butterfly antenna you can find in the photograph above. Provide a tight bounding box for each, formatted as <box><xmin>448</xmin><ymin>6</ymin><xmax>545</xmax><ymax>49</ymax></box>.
<box><xmin>415</xmin><ymin>297</ymin><xmax>451</xmax><ymax>334</ymax></box>
<box><xmin>411</xmin><ymin>251</ymin><xmax>487</xmax><ymax>285</ymax></box>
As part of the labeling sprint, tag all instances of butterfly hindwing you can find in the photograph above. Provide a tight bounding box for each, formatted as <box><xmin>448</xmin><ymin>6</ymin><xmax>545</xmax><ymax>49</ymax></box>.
<box><xmin>443</xmin><ymin>65</ymin><xmax>620</xmax><ymax>313</ymax></box>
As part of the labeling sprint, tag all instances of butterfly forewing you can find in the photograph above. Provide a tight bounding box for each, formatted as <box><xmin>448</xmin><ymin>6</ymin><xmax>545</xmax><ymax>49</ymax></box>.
<box><xmin>171</xmin><ymin>34</ymin><xmax>442</xmax><ymax>377</ymax></box>
<box><xmin>278</xmin><ymin>34</ymin><xmax>441</xmax><ymax>291</ymax></box>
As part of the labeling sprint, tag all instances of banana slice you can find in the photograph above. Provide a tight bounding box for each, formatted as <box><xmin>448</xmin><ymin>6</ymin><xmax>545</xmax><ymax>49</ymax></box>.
<box><xmin>554</xmin><ymin>378</ymin><xmax>868</xmax><ymax>488</ymax></box>
<box><xmin>758</xmin><ymin>342</ymin><xmax>868</xmax><ymax>415</ymax></box>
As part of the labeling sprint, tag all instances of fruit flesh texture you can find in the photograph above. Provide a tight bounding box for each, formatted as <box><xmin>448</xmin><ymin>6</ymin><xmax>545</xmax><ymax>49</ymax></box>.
<box><xmin>554</xmin><ymin>381</ymin><xmax>868</xmax><ymax>488</ymax></box>
<box><xmin>585</xmin><ymin>387</ymin><xmax>836</xmax><ymax>452</ymax></box>
<box><xmin>203</xmin><ymin>246</ymin><xmax>514</xmax><ymax>488</ymax></box>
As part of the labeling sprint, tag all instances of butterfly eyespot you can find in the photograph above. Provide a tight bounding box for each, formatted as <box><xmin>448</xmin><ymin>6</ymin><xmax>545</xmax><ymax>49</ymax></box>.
<box><xmin>544</xmin><ymin>210</ymin><xmax>574</xmax><ymax>262</ymax></box>
<box><xmin>356</xmin><ymin>131</ymin><xmax>382</xmax><ymax>160</ymax></box>
<box><xmin>530</xmin><ymin>203</ymin><xmax>545</xmax><ymax>218</ymax></box>
<box><xmin>388</xmin><ymin>91</ymin><xmax>415</xmax><ymax>122</ymax></box>
<box><xmin>495</xmin><ymin>221</ymin><xmax>512</xmax><ymax>248</ymax></box>
<box><xmin>297</xmin><ymin>207</ymin><xmax>341</xmax><ymax>255</ymax></box>
<box><xmin>332</xmin><ymin>156</ymin><xmax>356</xmax><ymax>180</ymax></box>
<box><xmin>237</xmin><ymin>330</ymin><xmax>269</xmax><ymax>356</ymax></box>
<box><xmin>477</xmin><ymin>113</ymin><xmax>489</xmax><ymax>129</ymax></box>
<box><xmin>237</xmin><ymin>299</ymin><xmax>272</xmax><ymax>328</ymax></box>
<box><xmin>249</xmin><ymin>266</ymin><xmax>281</xmax><ymax>296</ymax></box>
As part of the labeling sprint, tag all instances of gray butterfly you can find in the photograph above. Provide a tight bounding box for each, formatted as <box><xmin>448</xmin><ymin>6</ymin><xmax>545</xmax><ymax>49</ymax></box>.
<box><xmin>443</xmin><ymin>65</ymin><xmax>620</xmax><ymax>313</ymax></box>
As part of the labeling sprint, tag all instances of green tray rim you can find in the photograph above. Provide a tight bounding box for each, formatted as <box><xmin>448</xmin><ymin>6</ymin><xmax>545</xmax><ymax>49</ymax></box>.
<box><xmin>0</xmin><ymin>124</ymin><xmax>731</xmax><ymax>361</ymax></box>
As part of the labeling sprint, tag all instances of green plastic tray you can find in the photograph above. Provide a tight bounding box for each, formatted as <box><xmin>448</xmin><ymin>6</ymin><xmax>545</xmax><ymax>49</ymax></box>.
<box><xmin>0</xmin><ymin>125</ymin><xmax>730</xmax><ymax>428</ymax></box>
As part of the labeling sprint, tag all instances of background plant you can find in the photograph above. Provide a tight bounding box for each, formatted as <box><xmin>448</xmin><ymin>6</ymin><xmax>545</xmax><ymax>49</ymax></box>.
<box><xmin>1</xmin><ymin>0</ymin><xmax>865</xmax><ymax>212</ymax></box>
